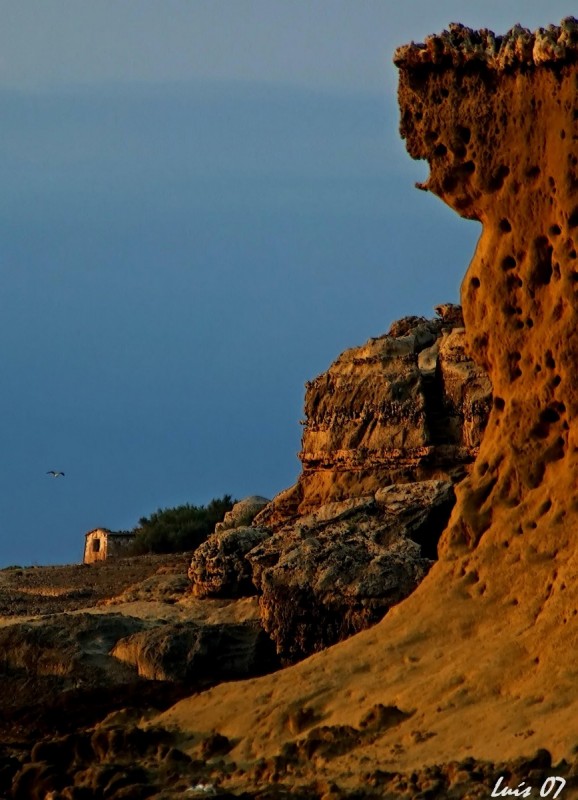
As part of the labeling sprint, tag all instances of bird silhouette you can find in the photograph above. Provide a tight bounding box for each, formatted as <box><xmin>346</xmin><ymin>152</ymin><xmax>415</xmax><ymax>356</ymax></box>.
<box><xmin>46</xmin><ymin>470</ymin><xmax>65</xmax><ymax>478</ymax></box>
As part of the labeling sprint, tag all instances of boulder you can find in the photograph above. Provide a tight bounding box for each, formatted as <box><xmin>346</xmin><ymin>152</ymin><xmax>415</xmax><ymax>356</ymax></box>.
<box><xmin>215</xmin><ymin>496</ymin><xmax>270</xmax><ymax>533</ymax></box>
<box><xmin>247</xmin><ymin>480</ymin><xmax>455</xmax><ymax>662</ymax></box>
<box><xmin>111</xmin><ymin>619</ymin><xmax>277</xmax><ymax>682</ymax></box>
<box><xmin>188</xmin><ymin>526</ymin><xmax>271</xmax><ymax>598</ymax></box>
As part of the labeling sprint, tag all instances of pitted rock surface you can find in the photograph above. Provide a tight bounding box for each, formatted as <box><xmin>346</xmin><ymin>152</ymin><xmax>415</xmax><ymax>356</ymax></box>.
<box><xmin>247</xmin><ymin>480</ymin><xmax>455</xmax><ymax>662</ymax></box>
<box><xmin>188</xmin><ymin>526</ymin><xmax>271</xmax><ymax>598</ymax></box>
<box><xmin>397</xmin><ymin>17</ymin><xmax>578</xmax><ymax>555</ymax></box>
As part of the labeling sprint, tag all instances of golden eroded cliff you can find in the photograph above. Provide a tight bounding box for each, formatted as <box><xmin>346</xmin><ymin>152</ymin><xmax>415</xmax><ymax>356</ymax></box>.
<box><xmin>154</xmin><ymin>21</ymin><xmax>578</xmax><ymax>796</ymax></box>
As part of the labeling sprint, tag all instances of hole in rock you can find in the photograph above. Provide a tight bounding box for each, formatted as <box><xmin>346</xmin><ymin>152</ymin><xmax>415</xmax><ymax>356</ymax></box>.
<box><xmin>499</xmin><ymin>218</ymin><xmax>512</xmax><ymax>233</ymax></box>
<box><xmin>407</xmin><ymin>488</ymin><xmax>456</xmax><ymax>560</ymax></box>
<box><xmin>540</xmin><ymin>407</ymin><xmax>560</xmax><ymax>423</ymax></box>
<box><xmin>494</xmin><ymin>397</ymin><xmax>505</xmax><ymax>411</ymax></box>
<box><xmin>530</xmin><ymin>236</ymin><xmax>553</xmax><ymax>287</ymax></box>
<box><xmin>538</xmin><ymin>499</ymin><xmax>553</xmax><ymax>515</ymax></box>
<box><xmin>470</xmin><ymin>276</ymin><xmax>480</xmax><ymax>288</ymax></box>
<box><xmin>530</xmin><ymin>422</ymin><xmax>550</xmax><ymax>440</ymax></box>
<box><xmin>442</xmin><ymin>174</ymin><xmax>458</xmax><ymax>193</ymax></box>
<box><xmin>552</xmin><ymin>375</ymin><xmax>562</xmax><ymax>387</ymax></box>
<box><xmin>545</xmin><ymin>351</ymin><xmax>556</xmax><ymax>369</ymax></box>
<box><xmin>514</xmin><ymin>320</ymin><xmax>524</xmax><ymax>329</ymax></box>
<box><xmin>488</xmin><ymin>165</ymin><xmax>510</xmax><ymax>192</ymax></box>
<box><xmin>501</xmin><ymin>255</ymin><xmax>517</xmax><ymax>271</ymax></box>
<box><xmin>561</xmin><ymin>130</ymin><xmax>567</xmax><ymax>139</ymax></box>
<box><xmin>549</xmin><ymin>224</ymin><xmax>562</xmax><ymax>236</ymax></box>
<box><xmin>434</xmin><ymin>143</ymin><xmax>447</xmax><ymax>157</ymax></box>
<box><xmin>526</xmin><ymin>318</ymin><xmax>534</xmax><ymax>328</ymax></box>
<box><xmin>568</xmin><ymin>208</ymin><xmax>578</xmax><ymax>228</ymax></box>
<box><xmin>570</xmin><ymin>250</ymin><xmax>577</xmax><ymax>259</ymax></box>
<box><xmin>457</xmin><ymin>125</ymin><xmax>471</xmax><ymax>143</ymax></box>
<box><xmin>526</xmin><ymin>166</ymin><xmax>541</xmax><ymax>179</ymax></box>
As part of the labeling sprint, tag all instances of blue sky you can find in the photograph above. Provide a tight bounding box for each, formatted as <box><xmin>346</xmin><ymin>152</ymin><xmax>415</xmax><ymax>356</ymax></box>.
<box><xmin>1</xmin><ymin>1</ymin><xmax>575</xmax><ymax>566</ymax></box>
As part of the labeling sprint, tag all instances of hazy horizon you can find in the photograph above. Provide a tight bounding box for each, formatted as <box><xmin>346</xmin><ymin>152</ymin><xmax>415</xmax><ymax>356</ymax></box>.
<box><xmin>1</xmin><ymin>2</ymin><xmax>576</xmax><ymax>566</ymax></box>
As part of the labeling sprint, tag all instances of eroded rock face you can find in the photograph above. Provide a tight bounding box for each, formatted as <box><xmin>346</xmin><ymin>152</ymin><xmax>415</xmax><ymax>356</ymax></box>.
<box><xmin>397</xmin><ymin>18</ymin><xmax>578</xmax><ymax>554</ymax></box>
<box><xmin>111</xmin><ymin>620</ymin><xmax>277</xmax><ymax>682</ymax></box>
<box><xmin>186</xmin><ymin>312</ymin><xmax>490</xmax><ymax>657</ymax></box>
<box><xmin>215</xmin><ymin>495</ymin><xmax>270</xmax><ymax>533</ymax></box>
<box><xmin>188</xmin><ymin>526</ymin><xmax>271</xmax><ymax>598</ymax></box>
<box><xmin>247</xmin><ymin>480</ymin><xmax>455</xmax><ymax>662</ymax></box>
<box><xmin>258</xmin><ymin>312</ymin><xmax>491</xmax><ymax>527</ymax></box>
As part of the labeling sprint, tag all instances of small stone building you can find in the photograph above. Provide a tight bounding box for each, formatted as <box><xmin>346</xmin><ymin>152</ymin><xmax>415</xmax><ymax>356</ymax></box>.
<box><xmin>83</xmin><ymin>528</ymin><xmax>135</xmax><ymax>564</ymax></box>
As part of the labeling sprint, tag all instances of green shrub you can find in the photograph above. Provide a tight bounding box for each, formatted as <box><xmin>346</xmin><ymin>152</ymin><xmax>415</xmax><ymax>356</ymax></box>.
<box><xmin>128</xmin><ymin>495</ymin><xmax>235</xmax><ymax>555</ymax></box>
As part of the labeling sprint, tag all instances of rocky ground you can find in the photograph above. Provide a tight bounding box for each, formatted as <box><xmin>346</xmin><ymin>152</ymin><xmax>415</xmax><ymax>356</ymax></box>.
<box><xmin>5</xmin><ymin>14</ymin><xmax>578</xmax><ymax>791</ymax></box>
<box><xmin>0</xmin><ymin>554</ymin><xmax>189</xmax><ymax>617</ymax></box>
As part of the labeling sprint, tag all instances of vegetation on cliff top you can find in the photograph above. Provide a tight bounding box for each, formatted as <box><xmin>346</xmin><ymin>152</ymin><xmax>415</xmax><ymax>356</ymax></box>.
<box><xmin>127</xmin><ymin>495</ymin><xmax>235</xmax><ymax>554</ymax></box>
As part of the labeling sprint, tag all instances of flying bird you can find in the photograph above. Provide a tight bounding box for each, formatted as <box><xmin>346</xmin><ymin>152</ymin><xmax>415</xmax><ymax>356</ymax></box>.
<box><xmin>46</xmin><ymin>470</ymin><xmax>65</xmax><ymax>478</ymax></box>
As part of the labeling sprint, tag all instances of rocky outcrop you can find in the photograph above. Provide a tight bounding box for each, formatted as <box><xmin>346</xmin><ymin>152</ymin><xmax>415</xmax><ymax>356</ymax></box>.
<box><xmin>0</xmin><ymin>613</ymin><xmax>144</xmax><ymax>686</ymax></box>
<box><xmin>188</xmin><ymin>526</ymin><xmax>271</xmax><ymax>598</ymax></box>
<box><xmin>247</xmin><ymin>480</ymin><xmax>454</xmax><ymax>661</ymax></box>
<box><xmin>257</xmin><ymin>311</ymin><xmax>491</xmax><ymax>527</ymax></box>
<box><xmin>396</xmin><ymin>18</ymin><xmax>578</xmax><ymax>555</ymax></box>
<box><xmin>215</xmin><ymin>495</ymin><xmax>270</xmax><ymax>533</ymax></box>
<box><xmin>148</xmin><ymin>21</ymin><xmax>578</xmax><ymax>796</ymax></box>
<box><xmin>393</xmin><ymin>18</ymin><xmax>578</xmax><ymax>71</ymax></box>
<box><xmin>111</xmin><ymin>619</ymin><xmax>277</xmax><ymax>682</ymax></box>
<box><xmin>187</xmin><ymin>312</ymin><xmax>489</xmax><ymax>657</ymax></box>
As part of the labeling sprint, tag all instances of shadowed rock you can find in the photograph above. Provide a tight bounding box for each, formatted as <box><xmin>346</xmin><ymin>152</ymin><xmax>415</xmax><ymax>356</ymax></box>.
<box><xmin>247</xmin><ymin>480</ymin><xmax>455</xmax><ymax>662</ymax></box>
<box><xmin>188</xmin><ymin>526</ymin><xmax>271</xmax><ymax>598</ymax></box>
<box><xmin>111</xmin><ymin>620</ymin><xmax>278</xmax><ymax>682</ymax></box>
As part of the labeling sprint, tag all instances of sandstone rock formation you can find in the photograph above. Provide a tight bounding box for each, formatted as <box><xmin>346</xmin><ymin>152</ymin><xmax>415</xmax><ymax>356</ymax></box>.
<box><xmin>152</xmin><ymin>20</ymin><xmax>578</xmax><ymax>795</ymax></box>
<box><xmin>188</xmin><ymin>314</ymin><xmax>488</xmax><ymax>660</ymax></box>
<box><xmin>111</xmin><ymin>619</ymin><xmax>276</xmax><ymax>682</ymax></box>
<box><xmin>396</xmin><ymin>18</ymin><xmax>578</xmax><ymax>555</ymax></box>
<box><xmin>247</xmin><ymin>480</ymin><xmax>454</xmax><ymax>661</ymax></box>
<box><xmin>188</xmin><ymin>525</ymin><xmax>271</xmax><ymax>598</ymax></box>
<box><xmin>257</xmin><ymin>312</ymin><xmax>491</xmax><ymax>527</ymax></box>
<box><xmin>215</xmin><ymin>495</ymin><xmax>270</xmax><ymax>533</ymax></box>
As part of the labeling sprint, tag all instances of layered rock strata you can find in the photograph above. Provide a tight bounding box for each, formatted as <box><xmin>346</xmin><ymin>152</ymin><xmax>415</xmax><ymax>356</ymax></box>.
<box><xmin>259</xmin><ymin>310</ymin><xmax>491</xmax><ymax>526</ymax></box>
<box><xmin>189</xmin><ymin>317</ymin><xmax>488</xmax><ymax>660</ymax></box>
